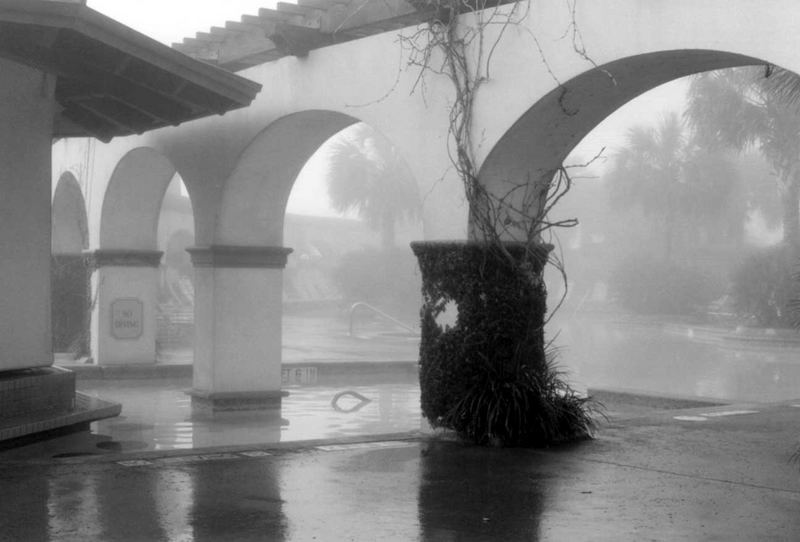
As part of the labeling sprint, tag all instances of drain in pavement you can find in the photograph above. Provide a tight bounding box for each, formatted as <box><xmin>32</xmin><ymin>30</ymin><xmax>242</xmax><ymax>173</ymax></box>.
<box><xmin>97</xmin><ymin>440</ymin><xmax>149</xmax><ymax>452</ymax></box>
<box><xmin>674</xmin><ymin>409</ymin><xmax>759</xmax><ymax>422</ymax></box>
<box><xmin>52</xmin><ymin>452</ymin><xmax>102</xmax><ymax>458</ymax></box>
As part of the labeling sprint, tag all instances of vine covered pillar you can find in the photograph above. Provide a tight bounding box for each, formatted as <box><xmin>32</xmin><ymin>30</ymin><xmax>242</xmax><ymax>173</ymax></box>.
<box><xmin>188</xmin><ymin>245</ymin><xmax>292</xmax><ymax>410</ymax></box>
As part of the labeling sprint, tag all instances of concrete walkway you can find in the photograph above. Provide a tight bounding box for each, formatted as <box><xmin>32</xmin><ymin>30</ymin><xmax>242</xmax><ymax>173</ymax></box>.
<box><xmin>1</xmin><ymin>398</ymin><xmax>799</xmax><ymax>541</ymax></box>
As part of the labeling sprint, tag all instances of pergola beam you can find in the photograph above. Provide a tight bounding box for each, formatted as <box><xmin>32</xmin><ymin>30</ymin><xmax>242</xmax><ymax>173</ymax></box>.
<box><xmin>174</xmin><ymin>0</ymin><xmax>517</xmax><ymax>71</ymax></box>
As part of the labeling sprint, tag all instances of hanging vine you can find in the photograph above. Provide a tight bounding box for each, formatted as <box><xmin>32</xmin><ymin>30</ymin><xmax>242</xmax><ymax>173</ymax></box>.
<box><xmin>401</xmin><ymin>0</ymin><xmax>600</xmax><ymax>445</ymax></box>
<box><xmin>401</xmin><ymin>0</ymin><xmax>583</xmax><ymax>317</ymax></box>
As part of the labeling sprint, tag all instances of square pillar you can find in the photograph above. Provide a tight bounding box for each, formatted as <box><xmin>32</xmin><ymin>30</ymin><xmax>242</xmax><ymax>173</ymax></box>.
<box><xmin>92</xmin><ymin>250</ymin><xmax>163</xmax><ymax>365</ymax></box>
<box><xmin>0</xmin><ymin>58</ymin><xmax>121</xmax><ymax>443</ymax></box>
<box><xmin>188</xmin><ymin>245</ymin><xmax>292</xmax><ymax>410</ymax></box>
<box><xmin>0</xmin><ymin>60</ymin><xmax>55</xmax><ymax>370</ymax></box>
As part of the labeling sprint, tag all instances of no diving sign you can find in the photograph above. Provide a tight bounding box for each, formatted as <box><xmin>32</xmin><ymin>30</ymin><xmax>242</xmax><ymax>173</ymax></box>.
<box><xmin>111</xmin><ymin>298</ymin><xmax>143</xmax><ymax>340</ymax></box>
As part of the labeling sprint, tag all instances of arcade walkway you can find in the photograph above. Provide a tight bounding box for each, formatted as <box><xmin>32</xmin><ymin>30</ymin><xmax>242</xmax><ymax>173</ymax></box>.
<box><xmin>1</xmin><ymin>395</ymin><xmax>799</xmax><ymax>540</ymax></box>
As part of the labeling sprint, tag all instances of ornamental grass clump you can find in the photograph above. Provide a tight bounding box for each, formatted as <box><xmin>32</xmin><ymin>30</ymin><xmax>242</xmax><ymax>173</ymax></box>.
<box><xmin>442</xmin><ymin>354</ymin><xmax>596</xmax><ymax>446</ymax></box>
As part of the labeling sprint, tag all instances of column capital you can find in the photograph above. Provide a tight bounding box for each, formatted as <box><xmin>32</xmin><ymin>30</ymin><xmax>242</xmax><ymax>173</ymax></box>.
<box><xmin>93</xmin><ymin>249</ymin><xmax>163</xmax><ymax>268</ymax></box>
<box><xmin>187</xmin><ymin>245</ymin><xmax>293</xmax><ymax>269</ymax></box>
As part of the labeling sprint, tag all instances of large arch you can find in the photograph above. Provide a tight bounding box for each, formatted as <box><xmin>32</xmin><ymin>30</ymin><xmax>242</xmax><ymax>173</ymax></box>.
<box><xmin>477</xmin><ymin>49</ymin><xmax>765</xmax><ymax>231</ymax></box>
<box><xmin>474</xmin><ymin>47</ymin><xmax>800</xmax><ymax>400</ymax></box>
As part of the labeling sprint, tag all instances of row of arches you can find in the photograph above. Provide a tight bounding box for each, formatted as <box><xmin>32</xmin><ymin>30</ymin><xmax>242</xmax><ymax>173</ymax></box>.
<box><xmin>51</xmin><ymin>110</ymin><xmax>426</xmax><ymax>406</ymax></box>
<box><xmin>51</xmin><ymin>37</ymin><xmax>795</xmax><ymax>405</ymax></box>
<box><xmin>56</xmin><ymin>51</ymin><xmax>776</xmax><ymax>260</ymax></box>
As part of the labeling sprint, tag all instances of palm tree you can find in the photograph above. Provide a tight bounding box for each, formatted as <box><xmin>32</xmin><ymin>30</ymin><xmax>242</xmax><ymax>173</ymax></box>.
<box><xmin>607</xmin><ymin>112</ymin><xmax>743</xmax><ymax>262</ymax></box>
<box><xmin>323</xmin><ymin>123</ymin><xmax>421</xmax><ymax>250</ymax></box>
<box><xmin>686</xmin><ymin>66</ymin><xmax>800</xmax><ymax>247</ymax></box>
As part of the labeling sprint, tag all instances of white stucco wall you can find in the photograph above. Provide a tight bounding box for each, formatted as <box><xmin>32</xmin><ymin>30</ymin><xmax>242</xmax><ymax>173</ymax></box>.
<box><xmin>46</xmin><ymin>0</ymin><xmax>800</xmax><ymax>378</ymax></box>
<box><xmin>0</xmin><ymin>58</ymin><xmax>56</xmax><ymax>370</ymax></box>
<box><xmin>53</xmin><ymin>0</ymin><xmax>800</xmax><ymax>251</ymax></box>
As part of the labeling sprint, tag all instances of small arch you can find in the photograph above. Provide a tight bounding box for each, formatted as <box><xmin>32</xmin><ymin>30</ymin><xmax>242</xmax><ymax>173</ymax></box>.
<box><xmin>52</xmin><ymin>172</ymin><xmax>88</xmax><ymax>254</ymax></box>
<box><xmin>156</xmin><ymin>177</ymin><xmax>196</xmax><ymax>357</ymax></box>
<box><xmin>284</xmin><ymin>121</ymin><xmax>424</xmax><ymax>320</ymax></box>
<box><xmin>100</xmin><ymin>147</ymin><xmax>177</xmax><ymax>249</ymax></box>
<box><xmin>51</xmin><ymin>172</ymin><xmax>91</xmax><ymax>357</ymax></box>
<box><xmin>216</xmin><ymin>110</ymin><xmax>360</xmax><ymax>245</ymax></box>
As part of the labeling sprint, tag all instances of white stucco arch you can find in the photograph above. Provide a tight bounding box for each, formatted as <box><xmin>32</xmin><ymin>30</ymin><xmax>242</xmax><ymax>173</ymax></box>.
<box><xmin>465</xmin><ymin>0</ymin><xmax>800</xmax><ymax>174</ymax></box>
<box><xmin>216</xmin><ymin>110</ymin><xmax>359</xmax><ymax>246</ymax></box>
<box><xmin>99</xmin><ymin>147</ymin><xmax>178</xmax><ymax>250</ymax></box>
<box><xmin>477</xmin><ymin>49</ymin><xmax>767</xmax><ymax>224</ymax></box>
<box><xmin>52</xmin><ymin>171</ymin><xmax>89</xmax><ymax>254</ymax></box>
<box><xmin>51</xmin><ymin>171</ymin><xmax>92</xmax><ymax>357</ymax></box>
<box><xmin>215</xmin><ymin>110</ymin><xmax>423</xmax><ymax>246</ymax></box>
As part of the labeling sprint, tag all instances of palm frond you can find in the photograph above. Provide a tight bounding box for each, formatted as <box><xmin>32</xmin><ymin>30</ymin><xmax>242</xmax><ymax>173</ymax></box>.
<box><xmin>760</xmin><ymin>65</ymin><xmax>800</xmax><ymax>108</ymax></box>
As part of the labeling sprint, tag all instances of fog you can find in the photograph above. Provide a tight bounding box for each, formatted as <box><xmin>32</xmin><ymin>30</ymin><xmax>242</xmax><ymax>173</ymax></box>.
<box><xmin>548</xmin><ymin>68</ymin><xmax>800</xmax><ymax>404</ymax></box>
<box><xmin>59</xmin><ymin>68</ymin><xmax>800</xmax><ymax>454</ymax></box>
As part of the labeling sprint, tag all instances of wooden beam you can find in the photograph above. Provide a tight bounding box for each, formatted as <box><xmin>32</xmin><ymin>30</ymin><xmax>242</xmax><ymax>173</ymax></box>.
<box><xmin>67</xmin><ymin>96</ymin><xmax>158</xmax><ymax>133</ymax></box>
<box><xmin>268</xmin><ymin>23</ymin><xmax>332</xmax><ymax>57</ymax></box>
<box><xmin>56</xmin><ymin>77</ymin><xmax>194</xmax><ymax>124</ymax></box>
<box><xmin>59</xmin><ymin>104</ymin><xmax>123</xmax><ymax>142</ymax></box>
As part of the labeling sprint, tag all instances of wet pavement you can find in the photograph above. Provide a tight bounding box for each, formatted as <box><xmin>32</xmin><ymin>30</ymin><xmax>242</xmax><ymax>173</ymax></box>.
<box><xmin>4</xmin><ymin>312</ymin><xmax>800</xmax><ymax>540</ymax></box>
<box><xmin>0</xmin><ymin>377</ymin><xmax>420</xmax><ymax>461</ymax></box>
<box><xmin>1</xmin><ymin>399</ymin><xmax>799</xmax><ymax>541</ymax></box>
<box><xmin>21</xmin><ymin>309</ymin><xmax>423</xmax><ymax>460</ymax></box>
<box><xmin>556</xmin><ymin>316</ymin><xmax>800</xmax><ymax>403</ymax></box>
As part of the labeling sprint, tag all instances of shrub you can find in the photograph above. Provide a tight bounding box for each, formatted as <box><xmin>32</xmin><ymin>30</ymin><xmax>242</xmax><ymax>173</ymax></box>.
<box><xmin>730</xmin><ymin>245</ymin><xmax>796</xmax><ymax>327</ymax></box>
<box><xmin>609</xmin><ymin>254</ymin><xmax>722</xmax><ymax>316</ymax></box>
<box><xmin>51</xmin><ymin>254</ymin><xmax>92</xmax><ymax>356</ymax></box>
<box><xmin>411</xmin><ymin>241</ymin><xmax>596</xmax><ymax>447</ymax></box>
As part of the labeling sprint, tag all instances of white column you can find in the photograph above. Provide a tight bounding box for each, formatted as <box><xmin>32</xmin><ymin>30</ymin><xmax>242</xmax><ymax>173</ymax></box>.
<box><xmin>188</xmin><ymin>245</ymin><xmax>292</xmax><ymax>410</ymax></box>
<box><xmin>92</xmin><ymin>250</ymin><xmax>162</xmax><ymax>365</ymax></box>
<box><xmin>0</xmin><ymin>60</ymin><xmax>55</xmax><ymax>371</ymax></box>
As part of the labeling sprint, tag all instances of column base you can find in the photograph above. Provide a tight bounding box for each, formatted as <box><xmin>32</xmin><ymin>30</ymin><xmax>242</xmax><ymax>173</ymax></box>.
<box><xmin>0</xmin><ymin>367</ymin><xmax>121</xmax><ymax>445</ymax></box>
<box><xmin>188</xmin><ymin>389</ymin><xmax>289</xmax><ymax>411</ymax></box>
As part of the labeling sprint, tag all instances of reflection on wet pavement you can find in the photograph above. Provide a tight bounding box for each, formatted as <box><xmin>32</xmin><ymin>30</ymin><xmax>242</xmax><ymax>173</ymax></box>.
<box><xmin>58</xmin><ymin>316</ymin><xmax>800</xmax><ymax>458</ymax></box>
<box><xmin>78</xmin><ymin>379</ymin><xmax>420</xmax><ymax>452</ymax></box>
<box><xmin>7</xmin><ymin>314</ymin><xmax>799</xmax><ymax>462</ymax></box>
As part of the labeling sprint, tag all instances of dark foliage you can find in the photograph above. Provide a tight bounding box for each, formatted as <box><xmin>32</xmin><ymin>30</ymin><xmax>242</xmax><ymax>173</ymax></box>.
<box><xmin>789</xmin><ymin>261</ymin><xmax>800</xmax><ymax>330</ymax></box>
<box><xmin>51</xmin><ymin>254</ymin><xmax>92</xmax><ymax>356</ymax></box>
<box><xmin>731</xmin><ymin>245</ymin><xmax>797</xmax><ymax>327</ymax></box>
<box><xmin>609</xmin><ymin>254</ymin><xmax>723</xmax><ymax>316</ymax></box>
<box><xmin>411</xmin><ymin>241</ymin><xmax>596</xmax><ymax>446</ymax></box>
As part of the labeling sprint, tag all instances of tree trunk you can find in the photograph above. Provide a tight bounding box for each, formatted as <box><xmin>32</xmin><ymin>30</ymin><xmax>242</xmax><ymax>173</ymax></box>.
<box><xmin>381</xmin><ymin>211</ymin><xmax>395</xmax><ymax>251</ymax></box>
<box><xmin>780</xmin><ymin>176</ymin><xmax>800</xmax><ymax>248</ymax></box>
<box><xmin>663</xmin><ymin>208</ymin><xmax>674</xmax><ymax>263</ymax></box>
